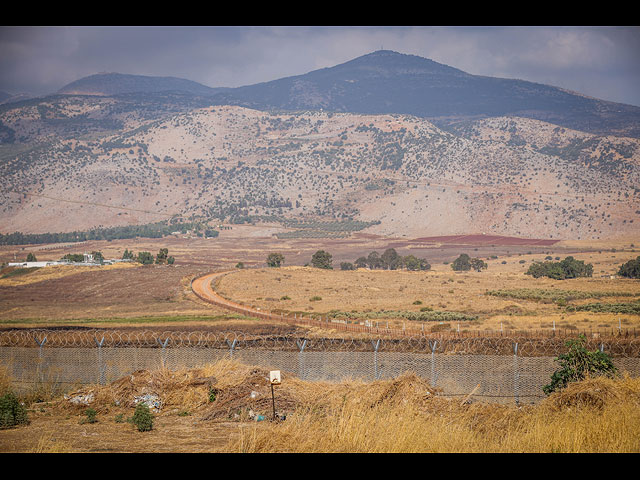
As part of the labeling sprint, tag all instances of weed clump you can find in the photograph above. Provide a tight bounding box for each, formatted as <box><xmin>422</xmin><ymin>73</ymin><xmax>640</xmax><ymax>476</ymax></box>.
<box><xmin>0</xmin><ymin>392</ymin><xmax>29</xmax><ymax>429</ymax></box>
<box><xmin>131</xmin><ymin>403</ymin><xmax>154</xmax><ymax>432</ymax></box>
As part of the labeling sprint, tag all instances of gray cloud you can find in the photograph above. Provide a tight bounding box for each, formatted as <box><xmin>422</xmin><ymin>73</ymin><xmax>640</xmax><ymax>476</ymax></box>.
<box><xmin>1</xmin><ymin>26</ymin><xmax>639</xmax><ymax>106</ymax></box>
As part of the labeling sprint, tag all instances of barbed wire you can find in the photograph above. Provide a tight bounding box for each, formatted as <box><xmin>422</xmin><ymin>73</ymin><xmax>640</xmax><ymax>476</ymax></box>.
<box><xmin>2</xmin><ymin>328</ymin><xmax>640</xmax><ymax>357</ymax></box>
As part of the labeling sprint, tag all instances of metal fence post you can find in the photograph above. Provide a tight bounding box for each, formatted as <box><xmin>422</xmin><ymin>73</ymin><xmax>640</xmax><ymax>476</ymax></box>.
<box><xmin>429</xmin><ymin>340</ymin><xmax>438</xmax><ymax>387</ymax></box>
<box><xmin>94</xmin><ymin>336</ymin><xmax>106</xmax><ymax>385</ymax></box>
<box><xmin>226</xmin><ymin>339</ymin><xmax>238</xmax><ymax>358</ymax></box>
<box><xmin>34</xmin><ymin>335</ymin><xmax>47</xmax><ymax>383</ymax></box>
<box><xmin>372</xmin><ymin>339</ymin><xmax>381</xmax><ymax>380</ymax></box>
<box><xmin>297</xmin><ymin>339</ymin><xmax>307</xmax><ymax>380</ymax></box>
<box><xmin>157</xmin><ymin>337</ymin><xmax>170</xmax><ymax>367</ymax></box>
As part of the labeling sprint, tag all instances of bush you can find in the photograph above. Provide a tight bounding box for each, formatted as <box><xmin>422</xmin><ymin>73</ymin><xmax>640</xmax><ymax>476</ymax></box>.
<box><xmin>311</xmin><ymin>250</ymin><xmax>333</xmax><ymax>269</ymax></box>
<box><xmin>526</xmin><ymin>256</ymin><xmax>593</xmax><ymax>280</ymax></box>
<box><xmin>618</xmin><ymin>256</ymin><xmax>640</xmax><ymax>278</ymax></box>
<box><xmin>0</xmin><ymin>392</ymin><xmax>28</xmax><ymax>429</ymax></box>
<box><xmin>131</xmin><ymin>403</ymin><xmax>154</xmax><ymax>432</ymax></box>
<box><xmin>543</xmin><ymin>335</ymin><xmax>618</xmax><ymax>395</ymax></box>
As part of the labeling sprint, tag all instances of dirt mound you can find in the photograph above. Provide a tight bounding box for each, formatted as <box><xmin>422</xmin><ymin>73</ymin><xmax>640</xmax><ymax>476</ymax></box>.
<box><xmin>542</xmin><ymin>373</ymin><xmax>640</xmax><ymax>411</ymax></box>
<box><xmin>54</xmin><ymin>361</ymin><xmax>445</xmax><ymax>423</ymax></box>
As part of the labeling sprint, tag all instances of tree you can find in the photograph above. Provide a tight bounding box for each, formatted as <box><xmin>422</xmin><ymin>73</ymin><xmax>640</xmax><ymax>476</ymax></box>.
<box><xmin>381</xmin><ymin>248</ymin><xmax>402</xmax><ymax>270</ymax></box>
<box><xmin>311</xmin><ymin>250</ymin><xmax>333</xmax><ymax>269</ymax></box>
<box><xmin>543</xmin><ymin>335</ymin><xmax>617</xmax><ymax>395</ymax></box>
<box><xmin>91</xmin><ymin>251</ymin><xmax>104</xmax><ymax>264</ymax></box>
<box><xmin>167</xmin><ymin>256</ymin><xmax>175</xmax><ymax>265</ymax></box>
<box><xmin>25</xmin><ymin>253</ymin><xmax>37</xmax><ymax>262</ymax></box>
<box><xmin>266</xmin><ymin>253</ymin><xmax>285</xmax><ymax>268</ymax></box>
<box><xmin>404</xmin><ymin>255</ymin><xmax>430</xmax><ymax>271</ymax></box>
<box><xmin>470</xmin><ymin>258</ymin><xmax>487</xmax><ymax>272</ymax></box>
<box><xmin>354</xmin><ymin>256</ymin><xmax>368</xmax><ymax>269</ymax></box>
<box><xmin>155</xmin><ymin>248</ymin><xmax>169</xmax><ymax>264</ymax></box>
<box><xmin>137</xmin><ymin>251</ymin><xmax>154</xmax><ymax>265</ymax></box>
<box><xmin>122</xmin><ymin>249</ymin><xmax>135</xmax><ymax>260</ymax></box>
<box><xmin>617</xmin><ymin>256</ymin><xmax>640</xmax><ymax>279</ymax></box>
<box><xmin>526</xmin><ymin>256</ymin><xmax>593</xmax><ymax>280</ymax></box>
<box><xmin>340</xmin><ymin>262</ymin><xmax>355</xmax><ymax>270</ymax></box>
<box><xmin>451</xmin><ymin>254</ymin><xmax>472</xmax><ymax>271</ymax></box>
<box><xmin>366</xmin><ymin>251</ymin><xmax>382</xmax><ymax>269</ymax></box>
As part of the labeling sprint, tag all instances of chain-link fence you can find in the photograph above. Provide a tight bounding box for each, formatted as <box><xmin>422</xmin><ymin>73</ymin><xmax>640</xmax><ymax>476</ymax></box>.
<box><xmin>2</xmin><ymin>329</ymin><xmax>639</xmax><ymax>405</ymax></box>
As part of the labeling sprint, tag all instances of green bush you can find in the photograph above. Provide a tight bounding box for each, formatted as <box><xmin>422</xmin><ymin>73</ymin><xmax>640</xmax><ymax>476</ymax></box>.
<box><xmin>131</xmin><ymin>403</ymin><xmax>154</xmax><ymax>432</ymax></box>
<box><xmin>0</xmin><ymin>392</ymin><xmax>29</xmax><ymax>429</ymax></box>
<box><xmin>543</xmin><ymin>335</ymin><xmax>618</xmax><ymax>395</ymax></box>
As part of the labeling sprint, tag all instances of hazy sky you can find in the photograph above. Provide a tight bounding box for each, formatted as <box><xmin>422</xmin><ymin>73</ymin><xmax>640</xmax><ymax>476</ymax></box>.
<box><xmin>1</xmin><ymin>26</ymin><xmax>639</xmax><ymax>107</ymax></box>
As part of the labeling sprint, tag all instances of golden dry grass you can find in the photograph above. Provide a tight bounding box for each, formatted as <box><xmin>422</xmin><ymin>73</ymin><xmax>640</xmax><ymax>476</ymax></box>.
<box><xmin>0</xmin><ymin>262</ymin><xmax>137</xmax><ymax>287</ymax></box>
<box><xmin>216</xmin><ymin>250</ymin><xmax>640</xmax><ymax>333</ymax></box>
<box><xmin>2</xmin><ymin>360</ymin><xmax>639</xmax><ymax>453</ymax></box>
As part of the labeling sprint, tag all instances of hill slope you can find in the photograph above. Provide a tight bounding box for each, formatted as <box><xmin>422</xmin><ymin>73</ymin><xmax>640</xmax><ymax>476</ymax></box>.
<box><xmin>1</xmin><ymin>105</ymin><xmax>638</xmax><ymax>240</ymax></box>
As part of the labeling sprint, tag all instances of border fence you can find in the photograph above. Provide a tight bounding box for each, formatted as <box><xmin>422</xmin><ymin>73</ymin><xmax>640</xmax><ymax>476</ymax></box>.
<box><xmin>2</xmin><ymin>329</ymin><xmax>639</xmax><ymax>405</ymax></box>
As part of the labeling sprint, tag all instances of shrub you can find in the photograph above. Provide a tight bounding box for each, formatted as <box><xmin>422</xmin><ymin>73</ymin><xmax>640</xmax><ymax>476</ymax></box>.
<box><xmin>0</xmin><ymin>392</ymin><xmax>28</xmax><ymax>429</ymax></box>
<box><xmin>131</xmin><ymin>403</ymin><xmax>154</xmax><ymax>432</ymax></box>
<box><xmin>526</xmin><ymin>256</ymin><xmax>593</xmax><ymax>280</ymax></box>
<box><xmin>543</xmin><ymin>335</ymin><xmax>618</xmax><ymax>395</ymax></box>
<box><xmin>82</xmin><ymin>408</ymin><xmax>98</xmax><ymax>424</ymax></box>
<box><xmin>311</xmin><ymin>250</ymin><xmax>333</xmax><ymax>269</ymax></box>
<box><xmin>618</xmin><ymin>256</ymin><xmax>640</xmax><ymax>279</ymax></box>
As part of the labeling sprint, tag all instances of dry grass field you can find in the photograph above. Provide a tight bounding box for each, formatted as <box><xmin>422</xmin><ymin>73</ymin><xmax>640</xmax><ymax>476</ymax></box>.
<box><xmin>216</xmin><ymin>249</ymin><xmax>640</xmax><ymax>335</ymax></box>
<box><xmin>1</xmin><ymin>359</ymin><xmax>639</xmax><ymax>453</ymax></box>
<box><xmin>0</xmin><ymin>229</ymin><xmax>638</xmax><ymax>335</ymax></box>
<box><xmin>1</xmin><ymin>231</ymin><xmax>640</xmax><ymax>452</ymax></box>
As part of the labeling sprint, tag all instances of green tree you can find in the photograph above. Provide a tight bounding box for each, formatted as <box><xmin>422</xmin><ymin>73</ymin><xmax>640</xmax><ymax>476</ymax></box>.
<box><xmin>311</xmin><ymin>250</ymin><xmax>333</xmax><ymax>269</ymax></box>
<box><xmin>451</xmin><ymin>254</ymin><xmax>472</xmax><ymax>271</ymax></box>
<box><xmin>404</xmin><ymin>255</ymin><xmax>431</xmax><ymax>271</ymax></box>
<box><xmin>167</xmin><ymin>256</ymin><xmax>175</xmax><ymax>265</ymax></box>
<box><xmin>340</xmin><ymin>262</ymin><xmax>355</xmax><ymax>270</ymax></box>
<box><xmin>354</xmin><ymin>256</ymin><xmax>368</xmax><ymax>269</ymax></box>
<box><xmin>543</xmin><ymin>335</ymin><xmax>618</xmax><ymax>395</ymax></box>
<box><xmin>122</xmin><ymin>249</ymin><xmax>135</xmax><ymax>260</ymax></box>
<box><xmin>366</xmin><ymin>251</ymin><xmax>382</xmax><ymax>269</ymax></box>
<box><xmin>617</xmin><ymin>256</ymin><xmax>640</xmax><ymax>279</ymax></box>
<box><xmin>155</xmin><ymin>248</ymin><xmax>168</xmax><ymax>264</ymax></box>
<box><xmin>25</xmin><ymin>253</ymin><xmax>37</xmax><ymax>262</ymax></box>
<box><xmin>470</xmin><ymin>258</ymin><xmax>488</xmax><ymax>272</ymax></box>
<box><xmin>137</xmin><ymin>251</ymin><xmax>154</xmax><ymax>265</ymax></box>
<box><xmin>266</xmin><ymin>253</ymin><xmax>285</xmax><ymax>267</ymax></box>
<box><xmin>526</xmin><ymin>256</ymin><xmax>593</xmax><ymax>280</ymax></box>
<box><xmin>381</xmin><ymin>248</ymin><xmax>402</xmax><ymax>270</ymax></box>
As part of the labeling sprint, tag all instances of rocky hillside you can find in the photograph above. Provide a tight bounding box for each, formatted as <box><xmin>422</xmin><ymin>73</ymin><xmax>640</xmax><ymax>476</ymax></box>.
<box><xmin>1</xmin><ymin>102</ymin><xmax>638</xmax><ymax>240</ymax></box>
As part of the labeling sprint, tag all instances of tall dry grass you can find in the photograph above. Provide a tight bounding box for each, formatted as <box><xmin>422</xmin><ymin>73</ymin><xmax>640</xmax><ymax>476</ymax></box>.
<box><xmin>225</xmin><ymin>373</ymin><xmax>640</xmax><ymax>453</ymax></box>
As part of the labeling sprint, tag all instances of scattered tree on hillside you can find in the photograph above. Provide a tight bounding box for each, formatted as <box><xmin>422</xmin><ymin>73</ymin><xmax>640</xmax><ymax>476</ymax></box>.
<box><xmin>354</xmin><ymin>256</ymin><xmax>368</xmax><ymax>269</ymax></box>
<box><xmin>403</xmin><ymin>254</ymin><xmax>431</xmax><ymax>271</ymax></box>
<box><xmin>381</xmin><ymin>248</ymin><xmax>402</xmax><ymax>270</ymax></box>
<box><xmin>311</xmin><ymin>250</ymin><xmax>333</xmax><ymax>269</ymax></box>
<box><xmin>137</xmin><ymin>251</ymin><xmax>154</xmax><ymax>265</ymax></box>
<box><xmin>25</xmin><ymin>253</ymin><xmax>37</xmax><ymax>262</ymax></box>
<box><xmin>618</xmin><ymin>256</ymin><xmax>640</xmax><ymax>279</ymax></box>
<box><xmin>366</xmin><ymin>251</ymin><xmax>382</xmax><ymax>269</ymax></box>
<box><xmin>470</xmin><ymin>257</ymin><xmax>488</xmax><ymax>272</ymax></box>
<box><xmin>340</xmin><ymin>262</ymin><xmax>355</xmax><ymax>270</ymax></box>
<box><xmin>122</xmin><ymin>249</ymin><xmax>135</xmax><ymax>260</ymax></box>
<box><xmin>451</xmin><ymin>254</ymin><xmax>488</xmax><ymax>272</ymax></box>
<box><xmin>155</xmin><ymin>248</ymin><xmax>169</xmax><ymax>264</ymax></box>
<box><xmin>266</xmin><ymin>253</ymin><xmax>285</xmax><ymax>268</ymax></box>
<box><xmin>526</xmin><ymin>256</ymin><xmax>593</xmax><ymax>280</ymax></box>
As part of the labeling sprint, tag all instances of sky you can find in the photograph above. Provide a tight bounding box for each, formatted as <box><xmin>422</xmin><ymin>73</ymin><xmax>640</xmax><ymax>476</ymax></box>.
<box><xmin>1</xmin><ymin>25</ymin><xmax>640</xmax><ymax>107</ymax></box>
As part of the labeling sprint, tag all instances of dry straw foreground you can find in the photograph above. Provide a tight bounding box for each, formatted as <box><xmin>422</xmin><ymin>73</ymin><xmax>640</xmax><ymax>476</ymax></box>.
<box><xmin>1</xmin><ymin>360</ymin><xmax>639</xmax><ymax>453</ymax></box>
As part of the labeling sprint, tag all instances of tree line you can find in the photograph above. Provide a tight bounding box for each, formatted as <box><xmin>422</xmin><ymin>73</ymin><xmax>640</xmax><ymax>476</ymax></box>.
<box><xmin>0</xmin><ymin>221</ymin><xmax>218</xmax><ymax>246</ymax></box>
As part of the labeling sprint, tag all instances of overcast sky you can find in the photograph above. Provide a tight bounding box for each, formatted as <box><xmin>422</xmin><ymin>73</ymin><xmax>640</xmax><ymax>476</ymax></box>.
<box><xmin>1</xmin><ymin>26</ymin><xmax>639</xmax><ymax>107</ymax></box>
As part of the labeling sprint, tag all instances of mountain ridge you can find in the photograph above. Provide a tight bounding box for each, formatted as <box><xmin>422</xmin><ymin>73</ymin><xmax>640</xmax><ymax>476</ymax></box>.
<box><xmin>53</xmin><ymin>50</ymin><xmax>640</xmax><ymax>139</ymax></box>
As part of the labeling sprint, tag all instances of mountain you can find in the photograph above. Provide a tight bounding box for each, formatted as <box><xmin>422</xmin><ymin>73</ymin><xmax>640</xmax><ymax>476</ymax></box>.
<box><xmin>58</xmin><ymin>72</ymin><xmax>229</xmax><ymax>97</ymax></box>
<box><xmin>1</xmin><ymin>50</ymin><xmax>639</xmax><ymax>241</ymax></box>
<box><xmin>208</xmin><ymin>50</ymin><xmax>640</xmax><ymax>139</ymax></box>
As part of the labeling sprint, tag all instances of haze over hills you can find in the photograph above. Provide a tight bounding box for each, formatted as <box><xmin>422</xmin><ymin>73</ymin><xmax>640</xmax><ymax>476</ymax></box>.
<box><xmin>0</xmin><ymin>50</ymin><xmax>639</xmax><ymax>241</ymax></box>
